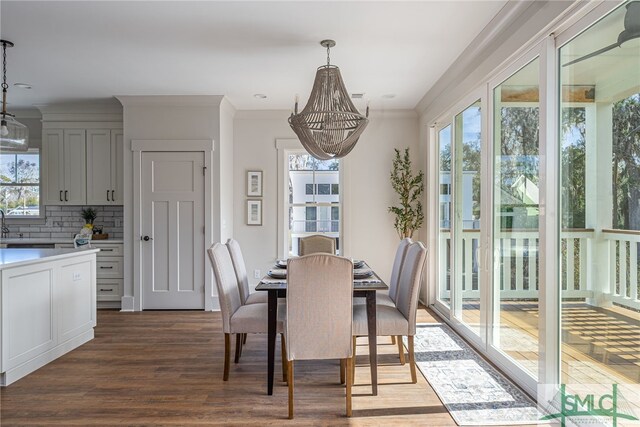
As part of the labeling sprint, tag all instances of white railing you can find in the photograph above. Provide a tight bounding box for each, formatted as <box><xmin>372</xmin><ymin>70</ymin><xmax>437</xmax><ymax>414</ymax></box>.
<box><xmin>603</xmin><ymin>229</ymin><xmax>640</xmax><ymax>310</ymax></box>
<box><xmin>439</xmin><ymin>228</ymin><xmax>640</xmax><ymax>311</ymax></box>
<box><xmin>439</xmin><ymin>229</ymin><xmax>591</xmax><ymax>298</ymax></box>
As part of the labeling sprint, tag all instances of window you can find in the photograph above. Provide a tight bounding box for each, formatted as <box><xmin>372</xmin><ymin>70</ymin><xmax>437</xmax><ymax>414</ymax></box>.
<box><xmin>0</xmin><ymin>150</ymin><xmax>40</xmax><ymax>216</ymax></box>
<box><xmin>286</xmin><ymin>152</ymin><xmax>341</xmax><ymax>255</ymax></box>
<box><xmin>305</xmin><ymin>206</ymin><xmax>317</xmax><ymax>232</ymax></box>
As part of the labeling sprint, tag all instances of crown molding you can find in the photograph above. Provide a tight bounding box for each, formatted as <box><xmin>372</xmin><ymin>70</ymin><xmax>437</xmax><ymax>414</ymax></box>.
<box><xmin>116</xmin><ymin>95</ymin><xmax>225</xmax><ymax>107</ymax></box>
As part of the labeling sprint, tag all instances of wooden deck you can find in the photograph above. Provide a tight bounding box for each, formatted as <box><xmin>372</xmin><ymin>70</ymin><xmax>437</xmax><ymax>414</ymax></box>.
<box><xmin>460</xmin><ymin>300</ymin><xmax>640</xmax><ymax>387</ymax></box>
<box><xmin>1</xmin><ymin>307</ymin><xmax>540</xmax><ymax>427</ymax></box>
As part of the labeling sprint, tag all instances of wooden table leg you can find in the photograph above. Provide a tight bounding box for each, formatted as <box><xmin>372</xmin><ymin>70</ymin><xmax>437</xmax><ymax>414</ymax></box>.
<box><xmin>267</xmin><ymin>290</ymin><xmax>277</xmax><ymax>395</ymax></box>
<box><xmin>365</xmin><ymin>290</ymin><xmax>378</xmax><ymax>396</ymax></box>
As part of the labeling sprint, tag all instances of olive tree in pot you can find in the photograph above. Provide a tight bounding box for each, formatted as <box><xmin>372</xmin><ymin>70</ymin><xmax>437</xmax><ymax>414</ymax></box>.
<box><xmin>389</xmin><ymin>148</ymin><xmax>424</xmax><ymax>239</ymax></box>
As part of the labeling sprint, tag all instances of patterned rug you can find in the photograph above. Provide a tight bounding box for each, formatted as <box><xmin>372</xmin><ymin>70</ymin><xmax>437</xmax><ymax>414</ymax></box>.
<box><xmin>410</xmin><ymin>323</ymin><xmax>544</xmax><ymax>425</ymax></box>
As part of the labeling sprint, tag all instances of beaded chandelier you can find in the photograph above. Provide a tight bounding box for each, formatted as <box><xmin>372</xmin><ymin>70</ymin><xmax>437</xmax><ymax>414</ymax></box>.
<box><xmin>288</xmin><ymin>40</ymin><xmax>368</xmax><ymax>160</ymax></box>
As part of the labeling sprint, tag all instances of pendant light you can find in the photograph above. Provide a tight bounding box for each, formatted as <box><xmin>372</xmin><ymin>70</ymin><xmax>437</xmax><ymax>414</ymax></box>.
<box><xmin>288</xmin><ymin>40</ymin><xmax>368</xmax><ymax>160</ymax></box>
<box><xmin>0</xmin><ymin>40</ymin><xmax>29</xmax><ymax>151</ymax></box>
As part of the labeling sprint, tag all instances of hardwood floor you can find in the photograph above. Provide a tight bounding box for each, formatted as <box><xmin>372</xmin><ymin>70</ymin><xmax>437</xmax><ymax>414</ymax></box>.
<box><xmin>1</xmin><ymin>308</ymin><xmax>530</xmax><ymax>426</ymax></box>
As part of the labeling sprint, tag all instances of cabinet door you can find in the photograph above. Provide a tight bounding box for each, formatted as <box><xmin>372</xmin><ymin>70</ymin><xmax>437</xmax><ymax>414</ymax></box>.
<box><xmin>42</xmin><ymin>130</ymin><xmax>65</xmax><ymax>205</ymax></box>
<box><xmin>111</xmin><ymin>130</ymin><xmax>124</xmax><ymax>205</ymax></box>
<box><xmin>86</xmin><ymin>129</ymin><xmax>112</xmax><ymax>204</ymax></box>
<box><xmin>63</xmin><ymin>130</ymin><xmax>87</xmax><ymax>205</ymax></box>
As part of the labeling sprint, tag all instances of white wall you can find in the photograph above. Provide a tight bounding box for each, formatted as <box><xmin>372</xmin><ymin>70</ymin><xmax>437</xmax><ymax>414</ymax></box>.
<box><xmin>117</xmin><ymin>95</ymin><xmax>226</xmax><ymax>311</ymax></box>
<box><xmin>233</xmin><ymin>110</ymin><xmax>420</xmax><ymax>291</ymax></box>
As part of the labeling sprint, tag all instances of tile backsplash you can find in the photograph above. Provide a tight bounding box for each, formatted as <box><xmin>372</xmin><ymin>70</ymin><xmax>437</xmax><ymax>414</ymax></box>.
<box><xmin>5</xmin><ymin>206</ymin><xmax>123</xmax><ymax>240</ymax></box>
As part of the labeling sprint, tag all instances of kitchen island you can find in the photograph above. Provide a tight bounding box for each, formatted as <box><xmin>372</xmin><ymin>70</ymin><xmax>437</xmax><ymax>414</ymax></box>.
<box><xmin>0</xmin><ymin>248</ymin><xmax>99</xmax><ymax>386</ymax></box>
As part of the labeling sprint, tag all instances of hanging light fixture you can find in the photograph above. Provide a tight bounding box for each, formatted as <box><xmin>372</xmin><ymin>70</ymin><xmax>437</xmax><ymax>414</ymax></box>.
<box><xmin>288</xmin><ymin>40</ymin><xmax>368</xmax><ymax>160</ymax></box>
<box><xmin>0</xmin><ymin>40</ymin><xmax>28</xmax><ymax>151</ymax></box>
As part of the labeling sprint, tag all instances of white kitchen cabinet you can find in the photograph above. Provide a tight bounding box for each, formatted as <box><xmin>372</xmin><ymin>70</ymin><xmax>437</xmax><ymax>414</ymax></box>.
<box><xmin>42</xmin><ymin>129</ymin><xmax>87</xmax><ymax>205</ymax></box>
<box><xmin>0</xmin><ymin>248</ymin><xmax>98</xmax><ymax>386</ymax></box>
<box><xmin>86</xmin><ymin>129</ymin><xmax>123</xmax><ymax>205</ymax></box>
<box><xmin>56</xmin><ymin>242</ymin><xmax>124</xmax><ymax>308</ymax></box>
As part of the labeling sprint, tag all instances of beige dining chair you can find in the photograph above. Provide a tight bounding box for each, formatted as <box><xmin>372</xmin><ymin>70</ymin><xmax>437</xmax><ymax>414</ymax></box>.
<box><xmin>208</xmin><ymin>243</ymin><xmax>285</xmax><ymax>381</ymax></box>
<box><xmin>352</xmin><ymin>242</ymin><xmax>428</xmax><ymax>384</ymax></box>
<box><xmin>226</xmin><ymin>238</ymin><xmax>268</xmax><ymax>305</ymax></box>
<box><xmin>285</xmin><ymin>254</ymin><xmax>354</xmax><ymax>418</ymax></box>
<box><xmin>299</xmin><ymin>234</ymin><xmax>336</xmax><ymax>255</ymax></box>
<box><xmin>354</xmin><ymin>238</ymin><xmax>412</xmax><ymax>360</ymax></box>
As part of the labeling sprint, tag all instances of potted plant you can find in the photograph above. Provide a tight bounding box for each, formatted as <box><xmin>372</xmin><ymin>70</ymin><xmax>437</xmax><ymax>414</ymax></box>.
<box><xmin>80</xmin><ymin>207</ymin><xmax>97</xmax><ymax>226</ymax></box>
<box><xmin>389</xmin><ymin>148</ymin><xmax>424</xmax><ymax>239</ymax></box>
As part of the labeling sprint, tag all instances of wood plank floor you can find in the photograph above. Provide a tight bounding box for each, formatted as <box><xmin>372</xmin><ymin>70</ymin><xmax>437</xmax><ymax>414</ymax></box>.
<box><xmin>0</xmin><ymin>308</ymin><xmax>534</xmax><ymax>426</ymax></box>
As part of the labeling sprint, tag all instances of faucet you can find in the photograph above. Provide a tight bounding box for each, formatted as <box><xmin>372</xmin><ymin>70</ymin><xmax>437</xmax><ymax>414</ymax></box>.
<box><xmin>0</xmin><ymin>209</ymin><xmax>9</xmax><ymax>238</ymax></box>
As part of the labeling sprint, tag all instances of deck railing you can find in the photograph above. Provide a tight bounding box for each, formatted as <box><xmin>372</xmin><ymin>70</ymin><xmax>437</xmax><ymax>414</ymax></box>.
<box><xmin>603</xmin><ymin>229</ymin><xmax>640</xmax><ymax>310</ymax></box>
<box><xmin>439</xmin><ymin>228</ymin><xmax>640</xmax><ymax>311</ymax></box>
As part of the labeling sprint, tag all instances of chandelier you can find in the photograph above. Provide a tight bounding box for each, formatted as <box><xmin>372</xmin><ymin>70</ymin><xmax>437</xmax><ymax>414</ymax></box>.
<box><xmin>288</xmin><ymin>40</ymin><xmax>368</xmax><ymax>160</ymax></box>
<box><xmin>0</xmin><ymin>40</ymin><xmax>29</xmax><ymax>151</ymax></box>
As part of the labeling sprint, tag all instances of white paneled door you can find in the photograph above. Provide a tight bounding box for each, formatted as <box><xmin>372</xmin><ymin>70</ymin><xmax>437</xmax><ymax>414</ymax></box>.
<box><xmin>141</xmin><ymin>151</ymin><xmax>205</xmax><ymax>309</ymax></box>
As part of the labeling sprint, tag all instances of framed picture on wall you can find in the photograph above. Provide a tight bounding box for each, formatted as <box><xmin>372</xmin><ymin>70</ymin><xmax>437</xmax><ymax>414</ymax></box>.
<box><xmin>247</xmin><ymin>200</ymin><xmax>262</xmax><ymax>226</ymax></box>
<box><xmin>247</xmin><ymin>170</ymin><xmax>263</xmax><ymax>197</ymax></box>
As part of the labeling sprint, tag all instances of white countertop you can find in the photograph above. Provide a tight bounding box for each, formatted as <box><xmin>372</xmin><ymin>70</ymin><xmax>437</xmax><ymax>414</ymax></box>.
<box><xmin>0</xmin><ymin>248</ymin><xmax>100</xmax><ymax>270</ymax></box>
<box><xmin>0</xmin><ymin>238</ymin><xmax>123</xmax><ymax>245</ymax></box>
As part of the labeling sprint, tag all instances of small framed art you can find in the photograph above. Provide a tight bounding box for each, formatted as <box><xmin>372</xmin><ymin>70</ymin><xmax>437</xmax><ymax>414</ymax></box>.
<box><xmin>247</xmin><ymin>200</ymin><xmax>262</xmax><ymax>226</ymax></box>
<box><xmin>247</xmin><ymin>171</ymin><xmax>263</xmax><ymax>197</ymax></box>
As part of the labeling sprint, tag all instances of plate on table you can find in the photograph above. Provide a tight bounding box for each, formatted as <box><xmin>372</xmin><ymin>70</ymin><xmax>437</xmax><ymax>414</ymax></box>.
<box><xmin>275</xmin><ymin>259</ymin><xmax>288</xmax><ymax>269</ymax></box>
<box><xmin>268</xmin><ymin>269</ymin><xmax>287</xmax><ymax>279</ymax></box>
<box><xmin>353</xmin><ymin>268</ymin><xmax>373</xmax><ymax>279</ymax></box>
<box><xmin>353</xmin><ymin>260</ymin><xmax>365</xmax><ymax>269</ymax></box>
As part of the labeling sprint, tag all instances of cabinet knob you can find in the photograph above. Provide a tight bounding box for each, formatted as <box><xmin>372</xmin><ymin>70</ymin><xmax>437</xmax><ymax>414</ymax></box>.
<box><xmin>142</xmin><ymin>236</ymin><xmax>153</xmax><ymax>242</ymax></box>
<box><xmin>59</xmin><ymin>190</ymin><xmax>63</xmax><ymax>202</ymax></box>
<box><xmin>64</xmin><ymin>190</ymin><xmax>69</xmax><ymax>201</ymax></box>
<box><xmin>107</xmin><ymin>190</ymin><xmax>110</xmax><ymax>202</ymax></box>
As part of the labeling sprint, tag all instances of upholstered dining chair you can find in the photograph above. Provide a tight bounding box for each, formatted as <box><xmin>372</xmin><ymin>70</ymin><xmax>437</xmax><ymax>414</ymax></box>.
<box><xmin>354</xmin><ymin>237</ymin><xmax>412</xmax><ymax>360</ymax></box>
<box><xmin>299</xmin><ymin>234</ymin><xmax>336</xmax><ymax>255</ymax></box>
<box><xmin>352</xmin><ymin>242</ymin><xmax>428</xmax><ymax>384</ymax></box>
<box><xmin>285</xmin><ymin>254</ymin><xmax>354</xmax><ymax>418</ymax></box>
<box><xmin>208</xmin><ymin>243</ymin><xmax>285</xmax><ymax>381</ymax></box>
<box><xmin>226</xmin><ymin>238</ymin><xmax>268</xmax><ymax>305</ymax></box>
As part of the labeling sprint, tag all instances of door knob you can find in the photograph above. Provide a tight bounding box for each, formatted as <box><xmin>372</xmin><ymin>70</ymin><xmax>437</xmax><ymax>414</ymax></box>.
<box><xmin>141</xmin><ymin>235</ymin><xmax>153</xmax><ymax>241</ymax></box>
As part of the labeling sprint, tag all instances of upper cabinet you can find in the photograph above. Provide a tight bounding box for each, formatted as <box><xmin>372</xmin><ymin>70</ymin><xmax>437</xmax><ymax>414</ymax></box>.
<box><xmin>40</xmin><ymin>104</ymin><xmax>123</xmax><ymax>207</ymax></box>
<box><xmin>86</xmin><ymin>129</ymin><xmax>123</xmax><ymax>204</ymax></box>
<box><xmin>42</xmin><ymin>129</ymin><xmax>87</xmax><ymax>205</ymax></box>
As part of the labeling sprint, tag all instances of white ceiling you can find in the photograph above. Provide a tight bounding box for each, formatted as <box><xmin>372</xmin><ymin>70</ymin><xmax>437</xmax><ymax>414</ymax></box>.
<box><xmin>0</xmin><ymin>1</ymin><xmax>507</xmax><ymax>111</ymax></box>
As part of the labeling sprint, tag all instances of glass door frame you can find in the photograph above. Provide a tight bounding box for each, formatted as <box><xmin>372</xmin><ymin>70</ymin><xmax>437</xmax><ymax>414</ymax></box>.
<box><xmin>432</xmin><ymin>87</ymin><xmax>489</xmax><ymax>351</ymax></box>
<box><xmin>485</xmin><ymin>38</ymin><xmax>558</xmax><ymax>396</ymax></box>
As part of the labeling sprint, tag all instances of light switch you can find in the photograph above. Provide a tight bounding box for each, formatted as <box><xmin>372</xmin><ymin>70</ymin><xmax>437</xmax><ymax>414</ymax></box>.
<box><xmin>73</xmin><ymin>272</ymin><xmax>81</xmax><ymax>281</ymax></box>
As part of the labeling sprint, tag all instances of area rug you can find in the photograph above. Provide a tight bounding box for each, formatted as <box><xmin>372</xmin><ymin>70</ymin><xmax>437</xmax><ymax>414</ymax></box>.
<box><xmin>410</xmin><ymin>323</ymin><xmax>544</xmax><ymax>425</ymax></box>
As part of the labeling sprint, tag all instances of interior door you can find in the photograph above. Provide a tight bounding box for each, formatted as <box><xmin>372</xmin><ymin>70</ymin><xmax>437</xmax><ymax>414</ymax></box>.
<box><xmin>141</xmin><ymin>151</ymin><xmax>205</xmax><ymax>309</ymax></box>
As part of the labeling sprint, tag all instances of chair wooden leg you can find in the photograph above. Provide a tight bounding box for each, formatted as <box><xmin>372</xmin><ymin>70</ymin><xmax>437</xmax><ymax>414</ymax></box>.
<box><xmin>346</xmin><ymin>357</ymin><xmax>353</xmax><ymax>417</ymax></box>
<box><xmin>351</xmin><ymin>336</ymin><xmax>357</xmax><ymax>385</ymax></box>
<box><xmin>288</xmin><ymin>360</ymin><xmax>294</xmax><ymax>419</ymax></box>
<box><xmin>340</xmin><ymin>359</ymin><xmax>346</xmax><ymax>384</ymax></box>
<box><xmin>223</xmin><ymin>333</ymin><xmax>231</xmax><ymax>381</ymax></box>
<box><xmin>391</xmin><ymin>335</ymin><xmax>396</xmax><ymax>345</ymax></box>
<box><xmin>397</xmin><ymin>335</ymin><xmax>406</xmax><ymax>365</ymax></box>
<box><xmin>243</xmin><ymin>333</ymin><xmax>247</xmax><ymax>345</ymax></box>
<box><xmin>234</xmin><ymin>333</ymin><xmax>242</xmax><ymax>363</ymax></box>
<box><xmin>408</xmin><ymin>335</ymin><xmax>417</xmax><ymax>384</ymax></box>
<box><xmin>281</xmin><ymin>333</ymin><xmax>287</xmax><ymax>383</ymax></box>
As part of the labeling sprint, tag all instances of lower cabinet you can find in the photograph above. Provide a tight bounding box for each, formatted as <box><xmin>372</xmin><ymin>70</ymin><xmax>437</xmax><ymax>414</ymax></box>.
<box><xmin>0</xmin><ymin>251</ymin><xmax>97</xmax><ymax>386</ymax></box>
<box><xmin>56</xmin><ymin>242</ymin><xmax>124</xmax><ymax>308</ymax></box>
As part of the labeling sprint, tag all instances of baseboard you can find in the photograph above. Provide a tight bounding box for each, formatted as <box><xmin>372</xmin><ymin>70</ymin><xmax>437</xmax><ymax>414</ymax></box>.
<box><xmin>120</xmin><ymin>296</ymin><xmax>135</xmax><ymax>312</ymax></box>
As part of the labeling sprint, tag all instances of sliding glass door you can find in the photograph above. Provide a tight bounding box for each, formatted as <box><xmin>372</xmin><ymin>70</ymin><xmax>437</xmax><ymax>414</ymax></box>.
<box><xmin>437</xmin><ymin>124</ymin><xmax>452</xmax><ymax>309</ymax></box>
<box><xmin>453</xmin><ymin>101</ymin><xmax>483</xmax><ymax>336</ymax></box>
<box><xmin>491</xmin><ymin>57</ymin><xmax>541</xmax><ymax>379</ymax></box>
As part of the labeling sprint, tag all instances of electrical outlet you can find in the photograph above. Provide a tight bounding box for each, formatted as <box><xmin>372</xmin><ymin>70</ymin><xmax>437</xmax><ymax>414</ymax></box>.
<box><xmin>73</xmin><ymin>272</ymin><xmax>81</xmax><ymax>281</ymax></box>
<box><xmin>254</xmin><ymin>269</ymin><xmax>261</xmax><ymax>279</ymax></box>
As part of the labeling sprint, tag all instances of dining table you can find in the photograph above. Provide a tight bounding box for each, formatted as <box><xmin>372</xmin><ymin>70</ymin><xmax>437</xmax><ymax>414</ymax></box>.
<box><xmin>255</xmin><ymin>261</ymin><xmax>388</xmax><ymax>396</ymax></box>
